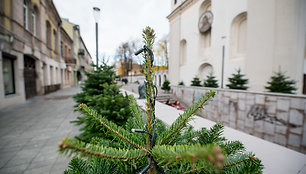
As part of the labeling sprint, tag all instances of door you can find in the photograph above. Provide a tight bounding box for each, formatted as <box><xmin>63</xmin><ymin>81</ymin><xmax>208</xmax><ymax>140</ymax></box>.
<box><xmin>24</xmin><ymin>55</ymin><xmax>37</xmax><ymax>99</ymax></box>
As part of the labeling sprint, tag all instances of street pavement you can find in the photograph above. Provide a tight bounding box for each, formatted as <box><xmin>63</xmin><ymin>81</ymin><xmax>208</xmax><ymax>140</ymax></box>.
<box><xmin>0</xmin><ymin>87</ymin><xmax>81</xmax><ymax>174</ymax></box>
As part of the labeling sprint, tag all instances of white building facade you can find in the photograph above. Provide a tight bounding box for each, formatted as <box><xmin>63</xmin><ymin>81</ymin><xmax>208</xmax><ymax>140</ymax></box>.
<box><xmin>168</xmin><ymin>0</ymin><xmax>306</xmax><ymax>94</ymax></box>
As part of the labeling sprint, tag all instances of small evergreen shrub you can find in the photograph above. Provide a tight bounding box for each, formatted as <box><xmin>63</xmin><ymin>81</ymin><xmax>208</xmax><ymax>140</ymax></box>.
<box><xmin>226</xmin><ymin>68</ymin><xmax>248</xmax><ymax>90</ymax></box>
<box><xmin>265</xmin><ymin>70</ymin><xmax>296</xmax><ymax>94</ymax></box>
<box><xmin>178</xmin><ymin>81</ymin><xmax>184</xmax><ymax>86</ymax></box>
<box><xmin>191</xmin><ymin>76</ymin><xmax>202</xmax><ymax>87</ymax></box>
<box><xmin>203</xmin><ymin>73</ymin><xmax>219</xmax><ymax>88</ymax></box>
<box><xmin>161</xmin><ymin>79</ymin><xmax>171</xmax><ymax>91</ymax></box>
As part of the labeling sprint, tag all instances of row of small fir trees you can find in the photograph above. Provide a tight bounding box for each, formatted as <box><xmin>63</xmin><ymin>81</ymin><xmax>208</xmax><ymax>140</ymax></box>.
<box><xmin>58</xmin><ymin>27</ymin><xmax>263</xmax><ymax>174</ymax></box>
<box><xmin>185</xmin><ymin>68</ymin><xmax>297</xmax><ymax>94</ymax></box>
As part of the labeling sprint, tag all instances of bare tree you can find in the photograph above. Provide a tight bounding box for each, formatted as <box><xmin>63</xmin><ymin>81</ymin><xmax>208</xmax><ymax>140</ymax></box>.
<box><xmin>115</xmin><ymin>39</ymin><xmax>142</xmax><ymax>76</ymax></box>
<box><xmin>155</xmin><ymin>35</ymin><xmax>169</xmax><ymax>68</ymax></box>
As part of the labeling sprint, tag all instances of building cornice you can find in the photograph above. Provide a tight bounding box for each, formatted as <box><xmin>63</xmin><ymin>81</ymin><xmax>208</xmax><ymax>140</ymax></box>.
<box><xmin>60</xmin><ymin>27</ymin><xmax>73</xmax><ymax>44</ymax></box>
<box><xmin>45</xmin><ymin>0</ymin><xmax>62</xmax><ymax>25</ymax></box>
<box><xmin>167</xmin><ymin>0</ymin><xmax>200</xmax><ymax>21</ymax></box>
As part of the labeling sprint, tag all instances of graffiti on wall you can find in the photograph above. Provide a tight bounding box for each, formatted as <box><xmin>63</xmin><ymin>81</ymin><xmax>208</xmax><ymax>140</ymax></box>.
<box><xmin>247</xmin><ymin>105</ymin><xmax>297</xmax><ymax>127</ymax></box>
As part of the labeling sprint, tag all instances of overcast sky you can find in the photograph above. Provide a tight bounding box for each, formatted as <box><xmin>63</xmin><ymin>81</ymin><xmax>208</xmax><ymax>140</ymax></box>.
<box><xmin>53</xmin><ymin>0</ymin><xmax>170</xmax><ymax>64</ymax></box>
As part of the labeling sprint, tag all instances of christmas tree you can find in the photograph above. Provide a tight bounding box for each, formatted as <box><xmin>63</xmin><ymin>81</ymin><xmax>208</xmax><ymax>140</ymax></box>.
<box><xmin>178</xmin><ymin>81</ymin><xmax>185</xmax><ymax>86</ymax></box>
<box><xmin>265</xmin><ymin>70</ymin><xmax>296</xmax><ymax>94</ymax></box>
<box><xmin>161</xmin><ymin>79</ymin><xmax>171</xmax><ymax>91</ymax></box>
<box><xmin>73</xmin><ymin>64</ymin><xmax>132</xmax><ymax>142</ymax></box>
<box><xmin>204</xmin><ymin>73</ymin><xmax>219</xmax><ymax>88</ymax></box>
<box><xmin>59</xmin><ymin>27</ymin><xmax>263</xmax><ymax>174</ymax></box>
<box><xmin>226</xmin><ymin>68</ymin><xmax>248</xmax><ymax>90</ymax></box>
<box><xmin>191</xmin><ymin>76</ymin><xmax>202</xmax><ymax>87</ymax></box>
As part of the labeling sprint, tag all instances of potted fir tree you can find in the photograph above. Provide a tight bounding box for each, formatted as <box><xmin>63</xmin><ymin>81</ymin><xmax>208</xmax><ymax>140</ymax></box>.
<box><xmin>226</xmin><ymin>68</ymin><xmax>248</xmax><ymax>90</ymax></box>
<box><xmin>203</xmin><ymin>73</ymin><xmax>219</xmax><ymax>88</ymax></box>
<box><xmin>265</xmin><ymin>70</ymin><xmax>296</xmax><ymax>94</ymax></box>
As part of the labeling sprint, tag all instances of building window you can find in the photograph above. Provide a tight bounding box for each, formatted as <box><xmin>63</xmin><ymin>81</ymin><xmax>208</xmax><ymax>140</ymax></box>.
<box><xmin>230</xmin><ymin>12</ymin><xmax>247</xmax><ymax>59</ymax></box>
<box><xmin>53</xmin><ymin>30</ymin><xmax>57</xmax><ymax>52</ymax></box>
<box><xmin>46</xmin><ymin>21</ymin><xmax>51</xmax><ymax>48</ymax></box>
<box><xmin>198</xmin><ymin>63</ymin><xmax>213</xmax><ymax>80</ymax></box>
<box><xmin>68</xmin><ymin>48</ymin><xmax>71</xmax><ymax>58</ymax></box>
<box><xmin>23</xmin><ymin>0</ymin><xmax>29</xmax><ymax>30</ymax></box>
<box><xmin>64</xmin><ymin>45</ymin><xmax>68</xmax><ymax>59</ymax></box>
<box><xmin>32</xmin><ymin>10</ymin><xmax>37</xmax><ymax>36</ymax></box>
<box><xmin>179</xmin><ymin>39</ymin><xmax>187</xmax><ymax>66</ymax></box>
<box><xmin>2</xmin><ymin>55</ymin><xmax>15</xmax><ymax>95</ymax></box>
<box><xmin>60</xmin><ymin>41</ymin><xmax>63</xmax><ymax>57</ymax></box>
<box><xmin>174</xmin><ymin>0</ymin><xmax>177</xmax><ymax>4</ymax></box>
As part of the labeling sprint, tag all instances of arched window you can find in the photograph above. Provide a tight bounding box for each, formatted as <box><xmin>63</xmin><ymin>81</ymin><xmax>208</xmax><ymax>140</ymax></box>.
<box><xmin>23</xmin><ymin>0</ymin><xmax>29</xmax><ymax>30</ymax></box>
<box><xmin>230</xmin><ymin>12</ymin><xmax>247</xmax><ymax>59</ymax></box>
<box><xmin>179</xmin><ymin>39</ymin><xmax>187</xmax><ymax>66</ymax></box>
<box><xmin>46</xmin><ymin>21</ymin><xmax>51</xmax><ymax>48</ymax></box>
<box><xmin>198</xmin><ymin>63</ymin><xmax>213</xmax><ymax>80</ymax></box>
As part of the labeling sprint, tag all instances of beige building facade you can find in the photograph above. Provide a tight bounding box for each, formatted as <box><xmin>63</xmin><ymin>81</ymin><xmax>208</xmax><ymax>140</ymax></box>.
<box><xmin>62</xmin><ymin>18</ymin><xmax>93</xmax><ymax>84</ymax></box>
<box><xmin>168</xmin><ymin>0</ymin><xmax>306</xmax><ymax>94</ymax></box>
<box><xmin>0</xmin><ymin>0</ymin><xmax>92</xmax><ymax>109</ymax></box>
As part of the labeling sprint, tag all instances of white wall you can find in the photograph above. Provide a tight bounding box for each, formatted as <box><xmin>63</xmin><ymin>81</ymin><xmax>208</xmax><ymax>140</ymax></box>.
<box><xmin>168</xmin><ymin>0</ymin><xmax>306</xmax><ymax>94</ymax></box>
<box><xmin>169</xmin><ymin>0</ymin><xmax>247</xmax><ymax>86</ymax></box>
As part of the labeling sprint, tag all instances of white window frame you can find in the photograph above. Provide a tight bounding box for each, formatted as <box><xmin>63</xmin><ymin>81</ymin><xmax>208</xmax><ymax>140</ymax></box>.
<box><xmin>23</xmin><ymin>1</ymin><xmax>29</xmax><ymax>30</ymax></box>
<box><xmin>32</xmin><ymin>11</ymin><xmax>36</xmax><ymax>36</ymax></box>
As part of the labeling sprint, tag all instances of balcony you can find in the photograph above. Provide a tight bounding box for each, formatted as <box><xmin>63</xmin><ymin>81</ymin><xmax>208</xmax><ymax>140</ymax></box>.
<box><xmin>65</xmin><ymin>57</ymin><xmax>76</xmax><ymax>65</ymax></box>
<box><xmin>78</xmin><ymin>49</ymin><xmax>85</xmax><ymax>56</ymax></box>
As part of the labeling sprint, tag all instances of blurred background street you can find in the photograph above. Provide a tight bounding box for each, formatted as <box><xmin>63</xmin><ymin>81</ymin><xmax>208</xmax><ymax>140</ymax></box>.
<box><xmin>0</xmin><ymin>87</ymin><xmax>80</xmax><ymax>174</ymax></box>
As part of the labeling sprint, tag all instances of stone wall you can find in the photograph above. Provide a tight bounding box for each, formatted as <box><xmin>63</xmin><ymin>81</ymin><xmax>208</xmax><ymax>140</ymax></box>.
<box><xmin>172</xmin><ymin>86</ymin><xmax>306</xmax><ymax>153</ymax></box>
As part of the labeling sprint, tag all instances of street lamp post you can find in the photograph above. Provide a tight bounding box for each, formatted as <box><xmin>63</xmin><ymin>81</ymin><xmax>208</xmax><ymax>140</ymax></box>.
<box><xmin>221</xmin><ymin>36</ymin><xmax>226</xmax><ymax>88</ymax></box>
<box><xmin>93</xmin><ymin>7</ymin><xmax>101</xmax><ymax>66</ymax></box>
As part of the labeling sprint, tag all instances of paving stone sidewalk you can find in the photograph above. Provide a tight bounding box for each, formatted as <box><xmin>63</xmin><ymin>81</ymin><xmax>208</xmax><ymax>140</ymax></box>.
<box><xmin>0</xmin><ymin>87</ymin><xmax>81</xmax><ymax>174</ymax></box>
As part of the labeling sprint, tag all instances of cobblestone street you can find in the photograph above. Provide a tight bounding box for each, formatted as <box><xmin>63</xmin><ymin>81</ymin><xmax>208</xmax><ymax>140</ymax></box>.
<box><xmin>0</xmin><ymin>87</ymin><xmax>81</xmax><ymax>174</ymax></box>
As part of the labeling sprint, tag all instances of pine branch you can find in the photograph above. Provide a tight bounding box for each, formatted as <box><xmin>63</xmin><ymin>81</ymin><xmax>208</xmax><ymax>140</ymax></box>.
<box><xmin>152</xmin><ymin>144</ymin><xmax>225</xmax><ymax>169</ymax></box>
<box><xmin>65</xmin><ymin>157</ymin><xmax>124</xmax><ymax>174</ymax></box>
<box><xmin>177</xmin><ymin>128</ymin><xmax>209</xmax><ymax>145</ymax></box>
<box><xmin>157</xmin><ymin>90</ymin><xmax>215</xmax><ymax>145</ymax></box>
<box><xmin>128</xmin><ymin>95</ymin><xmax>145</xmax><ymax>128</ymax></box>
<box><xmin>222</xmin><ymin>152</ymin><xmax>263</xmax><ymax>173</ymax></box>
<box><xmin>220</xmin><ymin>141</ymin><xmax>245</xmax><ymax>156</ymax></box>
<box><xmin>183</xmin><ymin>166</ymin><xmax>206</xmax><ymax>174</ymax></box>
<box><xmin>198</xmin><ymin>123</ymin><xmax>226</xmax><ymax>145</ymax></box>
<box><xmin>59</xmin><ymin>138</ymin><xmax>148</xmax><ymax>161</ymax></box>
<box><xmin>65</xmin><ymin>157</ymin><xmax>93</xmax><ymax>174</ymax></box>
<box><xmin>79</xmin><ymin>104</ymin><xmax>146</xmax><ymax>150</ymax></box>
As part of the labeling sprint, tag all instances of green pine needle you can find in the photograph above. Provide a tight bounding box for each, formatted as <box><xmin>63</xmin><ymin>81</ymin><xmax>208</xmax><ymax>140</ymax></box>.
<box><xmin>157</xmin><ymin>90</ymin><xmax>215</xmax><ymax>145</ymax></box>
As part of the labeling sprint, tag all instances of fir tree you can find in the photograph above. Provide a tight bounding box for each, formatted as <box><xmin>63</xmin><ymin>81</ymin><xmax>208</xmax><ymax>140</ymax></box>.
<box><xmin>59</xmin><ymin>27</ymin><xmax>263</xmax><ymax>174</ymax></box>
<box><xmin>265</xmin><ymin>71</ymin><xmax>296</xmax><ymax>94</ymax></box>
<box><xmin>178</xmin><ymin>81</ymin><xmax>185</xmax><ymax>86</ymax></box>
<box><xmin>191</xmin><ymin>76</ymin><xmax>202</xmax><ymax>87</ymax></box>
<box><xmin>73</xmin><ymin>64</ymin><xmax>131</xmax><ymax>142</ymax></box>
<box><xmin>226</xmin><ymin>68</ymin><xmax>248</xmax><ymax>90</ymax></box>
<box><xmin>204</xmin><ymin>73</ymin><xmax>219</xmax><ymax>88</ymax></box>
<box><xmin>74</xmin><ymin>63</ymin><xmax>117</xmax><ymax>101</ymax></box>
<box><xmin>161</xmin><ymin>79</ymin><xmax>171</xmax><ymax>91</ymax></box>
